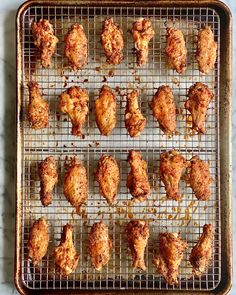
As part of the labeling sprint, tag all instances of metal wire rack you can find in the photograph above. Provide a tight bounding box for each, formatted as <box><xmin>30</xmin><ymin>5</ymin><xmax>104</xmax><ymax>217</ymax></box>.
<box><xmin>20</xmin><ymin>4</ymin><xmax>220</xmax><ymax>292</ymax></box>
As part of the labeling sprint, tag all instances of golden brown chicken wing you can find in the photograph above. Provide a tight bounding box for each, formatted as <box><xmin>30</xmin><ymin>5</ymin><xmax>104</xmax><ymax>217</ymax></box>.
<box><xmin>28</xmin><ymin>82</ymin><xmax>49</xmax><ymax>129</ymax></box>
<box><xmin>150</xmin><ymin>85</ymin><xmax>176</xmax><ymax>135</ymax></box>
<box><xmin>27</xmin><ymin>217</ymin><xmax>49</xmax><ymax>265</ymax></box>
<box><xmin>64</xmin><ymin>24</ymin><xmax>88</xmax><ymax>71</ymax></box>
<box><xmin>53</xmin><ymin>224</ymin><xmax>79</xmax><ymax>276</ymax></box>
<box><xmin>165</xmin><ymin>28</ymin><xmax>187</xmax><ymax>74</ymax></box>
<box><xmin>125</xmin><ymin>90</ymin><xmax>146</xmax><ymax>137</ymax></box>
<box><xmin>126</xmin><ymin>220</ymin><xmax>149</xmax><ymax>271</ymax></box>
<box><xmin>88</xmin><ymin>221</ymin><xmax>112</xmax><ymax>271</ymax></box>
<box><xmin>185</xmin><ymin>82</ymin><xmax>213</xmax><ymax>134</ymax></box>
<box><xmin>101</xmin><ymin>18</ymin><xmax>124</xmax><ymax>65</ymax></box>
<box><xmin>159</xmin><ymin>150</ymin><xmax>186</xmax><ymax>201</ymax></box>
<box><xmin>131</xmin><ymin>18</ymin><xmax>155</xmax><ymax>66</ymax></box>
<box><xmin>31</xmin><ymin>19</ymin><xmax>58</xmax><ymax>68</ymax></box>
<box><xmin>197</xmin><ymin>26</ymin><xmax>217</xmax><ymax>74</ymax></box>
<box><xmin>127</xmin><ymin>150</ymin><xmax>151</xmax><ymax>202</ymax></box>
<box><xmin>59</xmin><ymin>86</ymin><xmax>89</xmax><ymax>137</ymax></box>
<box><xmin>190</xmin><ymin>224</ymin><xmax>213</xmax><ymax>276</ymax></box>
<box><xmin>95</xmin><ymin>85</ymin><xmax>116</xmax><ymax>136</ymax></box>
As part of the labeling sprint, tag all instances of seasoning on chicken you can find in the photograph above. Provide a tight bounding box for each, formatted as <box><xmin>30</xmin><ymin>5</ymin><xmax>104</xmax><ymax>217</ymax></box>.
<box><xmin>64</xmin><ymin>24</ymin><xmax>88</xmax><ymax>71</ymax></box>
<box><xmin>101</xmin><ymin>18</ymin><xmax>124</xmax><ymax>65</ymax></box>
<box><xmin>59</xmin><ymin>86</ymin><xmax>89</xmax><ymax>137</ymax></box>
<box><xmin>28</xmin><ymin>82</ymin><xmax>49</xmax><ymax>129</ymax></box>
<box><xmin>126</xmin><ymin>220</ymin><xmax>149</xmax><ymax>271</ymax></box>
<box><xmin>27</xmin><ymin>217</ymin><xmax>49</xmax><ymax>265</ymax></box>
<box><xmin>127</xmin><ymin>150</ymin><xmax>151</xmax><ymax>202</ymax></box>
<box><xmin>159</xmin><ymin>150</ymin><xmax>186</xmax><ymax>201</ymax></box>
<box><xmin>131</xmin><ymin>18</ymin><xmax>155</xmax><ymax>66</ymax></box>
<box><xmin>190</xmin><ymin>224</ymin><xmax>213</xmax><ymax>276</ymax></box>
<box><xmin>125</xmin><ymin>90</ymin><xmax>146</xmax><ymax>137</ymax></box>
<box><xmin>88</xmin><ymin>221</ymin><xmax>112</xmax><ymax>271</ymax></box>
<box><xmin>150</xmin><ymin>85</ymin><xmax>176</xmax><ymax>135</ymax></box>
<box><xmin>53</xmin><ymin>224</ymin><xmax>79</xmax><ymax>276</ymax></box>
<box><xmin>95</xmin><ymin>155</ymin><xmax>120</xmax><ymax>205</ymax></box>
<box><xmin>185</xmin><ymin>82</ymin><xmax>213</xmax><ymax>134</ymax></box>
<box><xmin>197</xmin><ymin>26</ymin><xmax>217</xmax><ymax>74</ymax></box>
<box><xmin>95</xmin><ymin>85</ymin><xmax>116</xmax><ymax>136</ymax></box>
<box><xmin>165</xmin><ymin>27</ymin><xmax>187</xmax><ymax>74</ymax></box>
<box><xmin>153</xmin><ymin>232</ymin><xmax>188</xmax><ymax>285</ymax></box>
<box><xmin>31</xmin><ymin>19</ymin><xmax>58</xmax><ymax>68</ymax></box>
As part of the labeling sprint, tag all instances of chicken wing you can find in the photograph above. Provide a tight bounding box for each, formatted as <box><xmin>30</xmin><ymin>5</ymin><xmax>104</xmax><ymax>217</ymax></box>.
<box><xmin>89</xmin><ymin>221</ymin><xmax>112</xmax><ymax>271</ymax></box>
<box><xmin>165</xmin><ymin>28</ymin><xmax>187</xmax><ymax>74</ymax></box>
<box><xmin>150</xmin><ymin>85</ymin><xmax>176</xmax><ymax>135</ymax></box>
<box><xmin>59</xmin><ymin>86</ymin><xmax>89</xmax><ymax>137</ymax></box>
<box><xmin>185</xmin><ymin>82</ymin><xmax>213</xmax><ymax>134</ymax></box>
<box><xmin>190</xmin><ymin>224</ymin><xmax>213</xmax><ymax>276</ymax></box>
<box><xmin>28</xmin><ymin>82</ymin><xmax>49</xmax><ymax>129</ymax></box>
<box><xmin>131</xmin><ymin>18</ymin><xmax>154</xmax><ymax>66</ymax></box>
<box><xmin>125</xmin><ymin>90</ymin><xmax>146</xmax><ymax>137</ymax></box>
<box><xmin>126</xmin><ymin>220</ymin><xmax>149</xmax><ymax>271</ymax></box>
<box><xmin>197</xmin><ymin>26</ymin><xmax>217</xmax><ymax>74</ymax></box>
<box><xmin>53</xmin><ymin>224</ymin><xmax>79</xmax><ymax>276</ymax></box>
<box><xmin>127</xmin><ymin>150</ymin><xmax>151</xmax><ymax>202</ymax></box>
<box><xmin>31</xmin><ymin>19</ymin><xmax>58</xmax><ymax>68</ymax></box>
<box><xmin>159</xmin><ymin>150</ymin><xmax>186</xmax><ymax>201</ymax></box>
<box><xmin>27</xmin><ymin>217</ymin><xmax>49</xmax><ymax>265</ymax></box>
<box><xmin>153</xmin><ymin>232</ymin><xmax>188</xmax><ymax>285</ymax></box>
<box><xmin>95</xmin><ymin>85</ymin><xmax>116</xmax><ymax>136</ymax></box>
<box><xmin>101</xmin><ymin>18</ymin><xmax>124</xmax><ymax>65</ymax></box>
<box><xmin>64</xmin><ymin>24</ymin><xmax>88</xmax><ymax>71</ymax></box>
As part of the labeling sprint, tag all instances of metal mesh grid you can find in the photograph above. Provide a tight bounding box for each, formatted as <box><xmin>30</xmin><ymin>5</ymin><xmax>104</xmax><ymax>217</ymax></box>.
<box><xmin>20</xmin><ymin>4</ymin><xmax>221</xmax><ymax>291</ymax></box>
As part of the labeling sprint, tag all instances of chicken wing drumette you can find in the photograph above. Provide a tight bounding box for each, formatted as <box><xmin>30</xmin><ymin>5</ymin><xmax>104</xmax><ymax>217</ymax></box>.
<box><xmin>31</xmin><ymin>19</ymin><xmax>58</xmax><ymax>68</ymax></box>
<box><xmin>131</xmin><ymin>18</ymin><xmax>155</xmax><ymax>66</ymax></box>
<box><xmin>126</xmin><ymin>220</ymin><xmax>149</xmax><ymax>271</ymax></box>
<box><xmin>59</xmin><ymin>86</ymin><xmax>89</xmax><ymax>137</ymax></box>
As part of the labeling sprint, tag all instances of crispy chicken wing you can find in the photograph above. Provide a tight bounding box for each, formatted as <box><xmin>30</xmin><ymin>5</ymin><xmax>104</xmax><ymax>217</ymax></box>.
<box><xmin>59</xmin><ymin>86</ymin><xmax>89</xmax><ymax>137</ymax></box>
<box><xmin>126</xmin><ymin>220</ymin><xmax>149</xmax><ymax>271</ymax></box>
<box><xmin>185</xmin><ymin>82</ymin><xmax>213</xmax><ymax>134</ymax></box>
<box><xmin>31</xmin><ymin>19</ymin><xmax>58</xmax><ymax>68</ymax></box>
<box><xmin>131</xmin><ymin>18</ymin><xmax>154</xmax><ymax>66</ymax></box>
<box><xmin>101</xmin><ymin>18</ymin><xmax>124</xmax><ymax>65</ymax></box>
<box><xmin>27</xmin><ymin>217</ymin><xmax>49</xmax><ymax>265</ymax></box>
<box><xmin>165</xmin><ymin>28</ymin><xmax>187</xmax><ymax>74</ymax></box>
<box><xmin>95</xmin><ymin>85</ymin><xmax>116</xmax><ymax>136</ymax></box>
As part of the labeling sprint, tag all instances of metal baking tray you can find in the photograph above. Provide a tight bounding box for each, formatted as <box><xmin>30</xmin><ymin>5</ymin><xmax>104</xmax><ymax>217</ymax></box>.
<box><xmin>15</xmin><ymin>0</ymin><xmax>232</xmax><ymax>294</ymax></box>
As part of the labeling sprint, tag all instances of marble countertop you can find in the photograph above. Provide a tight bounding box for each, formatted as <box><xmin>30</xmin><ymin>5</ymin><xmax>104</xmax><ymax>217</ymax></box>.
<box><xmin>0</xmin><ymin>0</ymin><xmax>234</xmax><ymax>294</ymax></box>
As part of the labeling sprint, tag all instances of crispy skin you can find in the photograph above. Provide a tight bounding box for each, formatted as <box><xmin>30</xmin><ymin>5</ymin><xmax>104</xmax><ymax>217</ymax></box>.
<box><xmin>53</xmin><ymin>224</ymin><xmax>79</xmax><ymax>276</ymax></box>
<box><xmin>59</xmin><ymin>86</ymin><xmax>89</xmax><ymax>137</ymax></box>
<box><xmin>153</xmin><ymin>233</ymin><xmax>188</xmax><ymax>285</ymax></box>
<box><xmin>131</xmin><ymin>18</ymin><xmax>154</xmax><ymax>66</ymax></box>
<box><xmin>95</xmin><ymin>155</ymin><xmax>120</xmax><ymax>205</ymax></box>
<box><xmin>150</xmin><ymin>85</ymin><xmax>176</xmax><ymax>135</ymax></box>
<box><xmin>185</xmin><ymin>82</ymin><xmax>213</xmax><ymax>134</ymax></box>
<box><xmin>127</xmin><ymin>150</ymin><xmax>150</xmax><ymax>202</ymax></box>
<box><xmin>101</xmin><ymin>18</ymin><xmax>124</xmax><ymax>65</ymax></box>
<box><xmin>89</xmin><ymin>221</ymin><xmax>112</xmax><ymax>271</ymax></box>
<box><xmin>190</xmin><ymin>224</ymin><xmax>213</xmax><ymax>276</ymax></box>
<box><xmin>197</xmin><ymin>26</ymin><xmax>217</xmax><ymax>74</ymax></box>
<box><xmin>27</xmin><ymin>217</ymin><xmax>49</xmax><ymax>265</ymax></box>
<box><xmin>95</xmin><ymin>85</ymin><xmax>117</xmax><ymax>136</ymax></box>
<box><xmin>38</xmin><ymin>156</ymin><xmax>58</xmax><ymax>207</ymax></box>
<box><xmin>28</xmin><ymin>82</ymin><xmax>49</xmax><ymax>129</ymax></box>
<box><xmin>64</xmin><ymin>24</ymin><xmax>88</xmax><ymax>71</ymax></box>
<box><xmin>126</xmin><ymin>220</ymin><xmax>149</xmax><ymax>271</ymax></box>
<box><xmin>159</xmin><ymin>150</ymin><xmax>186</xmax><ymax>201</ymax></box>
<box><xmin>31</xmin><ymin>19</ymin><xmax>58</xmax><ymax>68</ymax></box>
<box><xmin>125</xmin><ymin>90</ymin><xmax>146</xmax><ymax>137</ymax></box>
<box><xmin>165</xmin><ymin>28</ymin><xmax>187</xmax><ymax>74</ymax></box>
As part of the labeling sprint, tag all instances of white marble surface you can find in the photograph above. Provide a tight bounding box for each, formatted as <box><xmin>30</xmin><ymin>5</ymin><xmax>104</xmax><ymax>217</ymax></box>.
<box><xmin>0</xmin><ymin>0</ymin><xmax>234</xmax><ymax>294</ymax></box>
